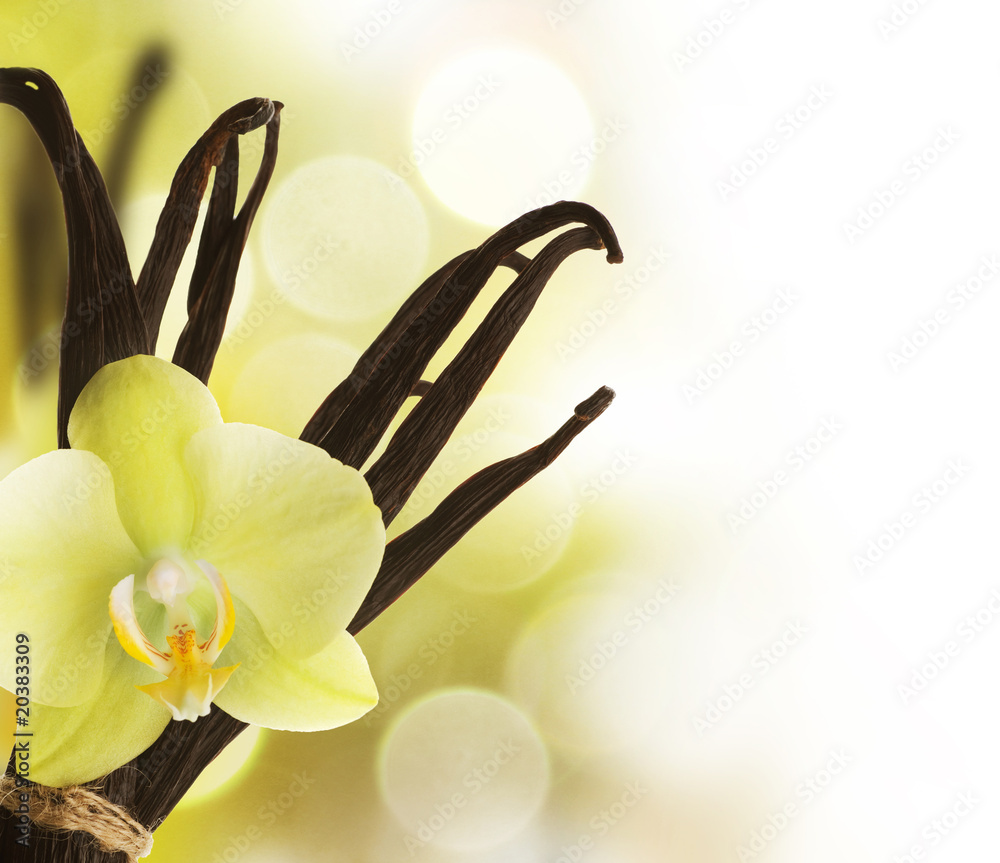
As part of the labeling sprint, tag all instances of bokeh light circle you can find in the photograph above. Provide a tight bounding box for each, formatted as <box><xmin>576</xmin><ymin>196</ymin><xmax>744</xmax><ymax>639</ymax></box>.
<box><xmin>62</xmin><ymin>51</ymin><xmax>213</xmax><ymax>190</ymax></box>
<box><xmin>412</xmin><ymin>50</ymin><xmax>595</xmax><ymax>225</ymax></box>
<box><xmin>225</xmin><ymin>333</ymin><xmax>358</xmax><ymax>437</ymax></box>
<box><xmin>263</xmin><ymin>155</ymin><xmax>429</xmax><ymax>320</ymax></box>
<box><xmin>507</xmin><ymin>592</ymin><xmax>674</xmax><ymax>751</ymax></box>
<box><xmin>379</xmin><ymin>689</ymin><xmax>550</xmax><ymax>852</ymax></box>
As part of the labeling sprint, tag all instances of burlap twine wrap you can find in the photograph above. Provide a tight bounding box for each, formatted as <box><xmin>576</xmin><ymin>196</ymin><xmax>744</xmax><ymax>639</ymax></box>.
<box><xmin>0</xmin><ymin>778</ymin><xmax>152</xmax><ymax>861</ymax></box>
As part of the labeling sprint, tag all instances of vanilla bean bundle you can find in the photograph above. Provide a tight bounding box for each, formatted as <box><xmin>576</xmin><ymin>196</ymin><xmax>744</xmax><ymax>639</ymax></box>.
<box><xmin>0</xmin><ymin>64</ymin><xmax>622</xmax><ymax>861</ymax></box>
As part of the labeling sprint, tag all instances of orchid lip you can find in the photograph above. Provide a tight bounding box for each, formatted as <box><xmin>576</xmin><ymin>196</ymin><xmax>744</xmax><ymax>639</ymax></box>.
<box><xmin>109</xmin><ymin>557</ymin><xmax>239</xmax><ymax>721</ymax></box>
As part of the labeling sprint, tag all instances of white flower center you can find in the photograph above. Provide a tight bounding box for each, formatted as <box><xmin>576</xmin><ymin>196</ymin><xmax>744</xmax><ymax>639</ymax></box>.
<box><xmin>109</xmin><ymin>557</ymin><xmax>239</xmax><ymax>721</ymax></box>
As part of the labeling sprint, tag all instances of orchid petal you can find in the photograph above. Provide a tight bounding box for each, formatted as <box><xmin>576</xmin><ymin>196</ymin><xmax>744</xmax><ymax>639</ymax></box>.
<box><xmin>137</xmin><ymin>662</ymin><xmax>239</xmax><ymax>722</ymax></box>
<box><xmin>109</xmin><ymin>574</ymin><xmax>172</xmax><ymax>675</ymax></box>
<box><xmin>214</xmin><ymin>598</ymin><xmax>377</xmax><ymax>730</ymax></box>
<box><xmin>67</xmin><ymin>354</ymin><xmax>222</xmax><ymax>555</ymax></box>
<box><xmin>21</xmin><ymin>640</ymin><xmax>171</xmax><ymax>787</ymax></box>
<box><xmin>184</xmin><ymin>422</ymin><xmax>385</xmax><ymax>659</ymax></box>
<box><xmin>0</xmin><ymin>450</ymin><xmax>143</xmax><ymax>707</ymax></box>
<box><xmin>196</xmin><ymin>559</ymin><xmax>236</xmax><ymax>662</ymax></box>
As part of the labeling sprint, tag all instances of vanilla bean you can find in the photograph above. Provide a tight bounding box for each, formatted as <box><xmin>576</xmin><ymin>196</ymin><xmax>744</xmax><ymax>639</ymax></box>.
<box><xmin>368</xmin><ymin>226</ymin><xmax>608</xmax><ymax>525</ymax></box>
<box><xmin>301</xmin><ymin>250</ymin><xmax>529</xmax><ymax>444</ymax></box>
<box><xmin>0</xmin><ymin>66</ymin><xmax>627</xmax><ymax>862</ymax></box>
<box><xmin>11</xmin><ymin>125</ymin><xmax>63</xmax><ymax>350</ymax></box>
<box><xmin>186</xmin><ymin>135</ymin><xmax>239</xmax><ymax>314</ymax></box>
<box><xmin>136</xmin><ymin>96</ymin><xmax>274</xmax><ymax>349</ymax></box>
<box><xmin>351</xmin><ymin>386</ymin><xmax>615</xmax><ymax>630</ymax></box>
<box><xmin>172</xmin><ymin>106</ymin><xmax>282</xmax><ymax>382</ymax></box>
<box><xmin>0</xmin><ymin>68</ymin><xmax>149</xmax><ymax>448</ymax></box>
<box><xmin>316</xmin><ymin>202</ymin><xmax>620</xmax><ymax>469</ymax></box>
<box><xmin>300</xmin><ymin>253</ymin><xmax>470</xmax><ymax>444</ymax></box>
<box><xmin>11</xmin><ymin>47</ymin><xmax>169</xmax><ymax>370</ymax></box>
<box><xmin>0</xmin><ymin>386</ymin><xmax>615</xmax><ymax>852</ymax></box>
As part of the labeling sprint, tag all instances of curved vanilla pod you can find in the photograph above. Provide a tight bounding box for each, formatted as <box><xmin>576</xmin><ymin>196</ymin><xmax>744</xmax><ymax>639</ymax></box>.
<box><xmin>351</xmin><ymin>386</ymin><xmax>615</xmax><ymax>630</ymax></box>
<box><xmin>316</xmin><ymin>201</ymin><xmax>621</xmax><ymax>470</ymax></box>
<box><xmin>300</xmin><ymin>249</ymin><xmax>531</xmax><ymax>445</ymax></box>
<box><xmin>172</xmin><ymin>105</ymin><xmax>282</xmax><ymax>382</ymax></box>
<box><xmin>0</xmin><ymin>68</ymin><xmax>149</xmax><ymax>447</ymax></box>
<box><xmin>135</xmin><ymin>95</ymin><xmax>275</xmax><ymax>349</ymax></box>
<box><xmin>300</xmin><ymin>249</ymin><xmax>476</xmax><ymax>444</ymax></box>
<box><xmin>368</xmin><ymin>225</ymin><xmax>609</xmax><ymax>525</ymax></box>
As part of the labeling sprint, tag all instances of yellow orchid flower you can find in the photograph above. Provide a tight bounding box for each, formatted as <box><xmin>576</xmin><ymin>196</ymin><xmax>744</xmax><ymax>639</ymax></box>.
<box><xmin>0</xmin><ymin>354</ymin><xmax>385</xmax><ymax>786</ymax></box>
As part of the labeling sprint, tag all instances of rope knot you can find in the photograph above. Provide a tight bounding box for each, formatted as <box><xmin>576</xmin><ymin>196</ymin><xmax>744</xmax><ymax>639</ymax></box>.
<box><xmin>1</xmin><ymin>776</ymin><xmax>152</xmax><ymax>861</ymax></box>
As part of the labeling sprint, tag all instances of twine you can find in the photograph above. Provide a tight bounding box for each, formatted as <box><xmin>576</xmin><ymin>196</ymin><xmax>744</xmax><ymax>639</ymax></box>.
<box><xmin>0</xmin><ymin>777</ymin><xmax>152</xmax><ymax>861</ymax></box>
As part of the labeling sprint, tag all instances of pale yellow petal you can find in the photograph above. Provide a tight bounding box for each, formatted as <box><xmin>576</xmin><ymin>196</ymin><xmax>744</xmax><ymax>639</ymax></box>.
<box><xmin>185</xmin><ymin>423</ymin><xmax>384</xmax><ymax>659</ymax></box>
<box><xmin>68</xmin><ymin>354</ymin><xmax>223</xmax><ymax>555</ymax></box>
<box><xmin>18</xmin><ymin>642</ymin><xmax>171</xmax><ymax>787</ymax></box>
<box><xmin>214</xmin><ymin>599</ymin><xmax>378</xmax><ymax>730</ymax></box>
<box><xmin>0</xmin><ymin>450</ymin><xmax>143</xmax><ymax>707</ymax></box>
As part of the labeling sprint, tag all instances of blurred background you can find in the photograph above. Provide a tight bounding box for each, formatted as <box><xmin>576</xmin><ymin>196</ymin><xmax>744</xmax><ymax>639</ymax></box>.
<box><xmin>2</xmin><ymin>0</ymin><xmax>999</xmax><ymax>860</ymax></box>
